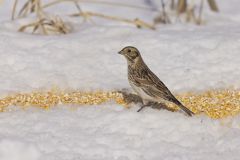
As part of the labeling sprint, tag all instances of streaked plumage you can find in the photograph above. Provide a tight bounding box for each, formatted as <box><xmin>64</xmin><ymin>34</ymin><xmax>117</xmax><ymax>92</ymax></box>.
<box><xmin>118</xmin><ymin>46</ymin><xmax>194</xmax><ymax>116</ymax></box>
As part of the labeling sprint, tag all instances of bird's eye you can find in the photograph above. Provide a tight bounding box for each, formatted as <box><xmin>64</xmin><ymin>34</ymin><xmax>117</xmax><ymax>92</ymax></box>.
<box><xmin>127</xmin><ymin>49</ymin><xmax>131</xmax><ymax>53</ymax></box>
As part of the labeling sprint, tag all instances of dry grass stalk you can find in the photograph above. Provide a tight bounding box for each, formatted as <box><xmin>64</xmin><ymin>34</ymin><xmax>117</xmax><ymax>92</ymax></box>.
<box><xmin>171</xmin><ymin>0</ymin><xmax>219</xmax><ymax>25</ymax></box>
<box><xmin>19</xmin><ymin>17</ymin><xmax>70</xmax><ymax>34</ymax></box>
<box><xmin>45</xmin><ymin>0</ymin><xmax>155</xmax><ymax>29</ymax></box>
<box><xmin>12</xmin><ymin>0</ymin><xmax>219</xmax><ymax>33</ymax></box>
<box><xmin>11</xmin><ymin>0</ymin><xmax>18</xmax><ymax>20</ymax></box>
<box><xmin>154</xmin><ymin>0</ymin><xmax>171</xmax><ymax>24</ymax></box>
<box><xmin>71</xmin><ymin>11</ymin><xmax>155</xmax><ymax>30</ymax></box>
<box><xmin>185</xmin><ymin>7</ymin><xmax>196</xmax><ymax>23</ymax></box>
<box><xmin>196</xmin><ymin>0</ymin><xmax>204</xmax><ymax>25</ymax></box>
<box><xmin>207</xmin><ymin>0</ymin><xmax>219</xmax><ymax>12</ymax></box>
<box><xmin>13</xmin><ymin>0</ymin><xmax>71</xmax><ymax>35</ymax></box>
<box><xmin>184</xmin><ymin>0</ymin><xmax>205</xmax><ymax>25</ymax></box>
<box><xmin>42</xmin><ymin>0</ymin><xmax>154</xmax><ymax>12</ymax></box>
<box><xmin>177</xmin><ymin>0</ymin><xmax>187</xmax><ymax>13</ymax></box>
<box><xmin>176</xmin><ymin>0</ymin><xmax>218</xmax><ymax>13</ymax></box>
<box><xmin>18</xmin><ymin>0</ymin><xmax>37</xmax><ymax>18</ymax></box>
<box><xmin>12</xmin><ymin>0</ymin><xmax>156</xmax><ymax>35</ymax></box>
<box><xmin>35</xmin><ymin>0</ymin><xmax>48</xmax><ymax>34</ymax></box>
<box><xmin>73</xmin><ymin>1</ymin><xmax>93</xmax><ymax>23</ymax></box>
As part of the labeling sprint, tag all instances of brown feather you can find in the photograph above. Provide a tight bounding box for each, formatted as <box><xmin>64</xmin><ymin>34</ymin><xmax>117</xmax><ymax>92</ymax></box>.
<box><xmin>123</xmin><ymin>46</ymin><xmax>194</xmax><ymax>116</ymax></box>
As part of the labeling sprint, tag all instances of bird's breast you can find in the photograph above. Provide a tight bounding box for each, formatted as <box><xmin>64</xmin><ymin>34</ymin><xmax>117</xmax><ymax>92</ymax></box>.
<box><xmin>128</xmin><ymin>79</ymin><xmax>156</xmax><ymax>102</ymax></box>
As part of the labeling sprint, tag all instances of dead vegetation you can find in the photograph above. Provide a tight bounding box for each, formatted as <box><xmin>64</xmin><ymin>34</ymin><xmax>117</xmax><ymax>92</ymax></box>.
<box><xmin>18</xmin><ymin>16</ymin><xmax>71</xmax><ymax>35</ymax></box>
<box><xmin>154</xmin><ymin>0</ymin><xmax>219</xmax><ymax>25</ymax></box>
<box><xmin>11</xmin><ymin>0</ymin><xmax>219</xmax><ymax>35</ymax></box>
<box><xmin>12</xmin><ymin>0</ymin><xmax>156</xmax><ymax>35</ymax></box>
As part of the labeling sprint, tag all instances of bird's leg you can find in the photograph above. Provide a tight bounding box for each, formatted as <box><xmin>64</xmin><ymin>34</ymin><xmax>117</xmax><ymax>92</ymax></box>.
<box><xmin>137</xmin><ymin>101</ymin><xmax>151</xmax><ymax>112</ymax></box>
<box><xmin>137</xmin><ymin>104</ymin><xmax>148</xmax><ymax>112</ymax></box>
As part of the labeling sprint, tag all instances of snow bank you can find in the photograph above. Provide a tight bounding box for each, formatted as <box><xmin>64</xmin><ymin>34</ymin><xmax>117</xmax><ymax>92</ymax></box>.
<box><xmin>0</xmin><ymin>107</ymin><xmax>240</xmax><ymax>160</ymax></box>
<box><xmin>0</xmin><ymin>24</ymin><xmax>240</xmax><ymax>96</ymax></box>
<box><xmin>0</xmin><ymin>138</ymin><xmax>41</xmax><ymax>160</ymax></box>
<box><xmin>0</xmin><ymin>1</ymin><xmax>239</xmax><ymax>95</ymax></box>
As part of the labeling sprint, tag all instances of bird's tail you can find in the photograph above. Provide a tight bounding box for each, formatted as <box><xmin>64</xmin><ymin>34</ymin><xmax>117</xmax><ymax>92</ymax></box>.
<box><xmin>178</xmin><ymin>103</ymin><xmax>194</xmax><ymax>117</ymax></box>
<box><xmin>172</xmin><ymin>98</ymin><xmax>194</xmax><ymax>116</ymax></box>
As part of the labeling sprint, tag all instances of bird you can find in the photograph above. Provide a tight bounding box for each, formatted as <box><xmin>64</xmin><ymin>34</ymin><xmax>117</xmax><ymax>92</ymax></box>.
<box><xmin>118</xmin><ymin>46</ymin><xmax>194</xmax><ymax>116</ymax></box>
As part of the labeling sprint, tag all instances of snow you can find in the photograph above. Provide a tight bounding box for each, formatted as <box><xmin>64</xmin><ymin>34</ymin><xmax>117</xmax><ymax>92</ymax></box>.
<box><xmin>0</xmin><ymin>0</ymin><xmax>240</xmax><ymax>160</ymax></box>
<box><xmin>0</xmin><ymin>24</ymin><xmax>239</xmax><ymax>94</ymax></box>
<box><xmin>1</xmin><ymin>107</ymin><xmax>240</xmax><ymax>160</ymax></box>
<box><xmin>0</xmin><ymin>138</ymin><xmax>41</xmax><ymax>160</ymax></box>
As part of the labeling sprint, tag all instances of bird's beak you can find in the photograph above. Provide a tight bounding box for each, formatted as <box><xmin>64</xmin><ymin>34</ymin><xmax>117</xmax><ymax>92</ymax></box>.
<box><xmin>118</xmin><ymin>50</ymin><xmax>123</xmax><ymax>55</ymax></box>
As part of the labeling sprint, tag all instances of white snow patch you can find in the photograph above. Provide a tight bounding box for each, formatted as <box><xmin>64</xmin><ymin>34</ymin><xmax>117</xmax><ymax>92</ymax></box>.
<box><xmin>0</xmin><ymin>138</ymin><xmax>41</xmax><ymax>160</ymax></box>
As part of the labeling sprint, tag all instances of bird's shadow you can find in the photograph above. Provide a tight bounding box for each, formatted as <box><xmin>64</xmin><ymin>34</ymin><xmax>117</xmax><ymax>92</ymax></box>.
<box><xmin>118</xmin><ymin>89</ymin><xmax>175</xmax><ymax>112</ymax></box>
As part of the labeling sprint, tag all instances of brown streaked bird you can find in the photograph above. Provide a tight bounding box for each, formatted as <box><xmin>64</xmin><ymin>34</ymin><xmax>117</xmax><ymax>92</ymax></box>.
<box><xmin>118</xmin><ymin>46</ymin><xmax>194</xmax><ymax>116</ymax></box>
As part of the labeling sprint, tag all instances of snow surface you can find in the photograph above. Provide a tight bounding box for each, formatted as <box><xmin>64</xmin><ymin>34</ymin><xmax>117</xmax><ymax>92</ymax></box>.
<box><xmin>0</xmin><ymin>0</ymin><xmax>240</xmax><ymax>160</ymax></box>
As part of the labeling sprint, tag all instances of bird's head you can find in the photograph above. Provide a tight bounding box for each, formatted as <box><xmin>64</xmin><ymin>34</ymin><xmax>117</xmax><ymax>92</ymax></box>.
<box><xmin>118</xmin><ymin>46</ymin><xmax>141</xmax><ymax>64</ymax></box>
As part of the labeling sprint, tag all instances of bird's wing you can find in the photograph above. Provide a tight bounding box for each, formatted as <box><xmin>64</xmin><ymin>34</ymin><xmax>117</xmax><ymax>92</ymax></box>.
<box><xmin>133</xmin><ymin>67</ymin><xmax>178</xmax><ymax>103</ymax></box>
<box><xmin>131</xmin><ymin>67</ymin><xmax>194</xmax><ymax>116</ymax></box>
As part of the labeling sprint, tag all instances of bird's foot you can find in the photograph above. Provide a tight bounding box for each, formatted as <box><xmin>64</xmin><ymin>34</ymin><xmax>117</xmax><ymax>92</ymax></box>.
<box><xmin>137</xmin><ymin>105</ymin><xmax>147</xmax><ymax>112</ymax></box>
<box><xmin>137</xmin><ymin>101</ymin><xmax>153</xmax><ymax>112</ymax></box>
